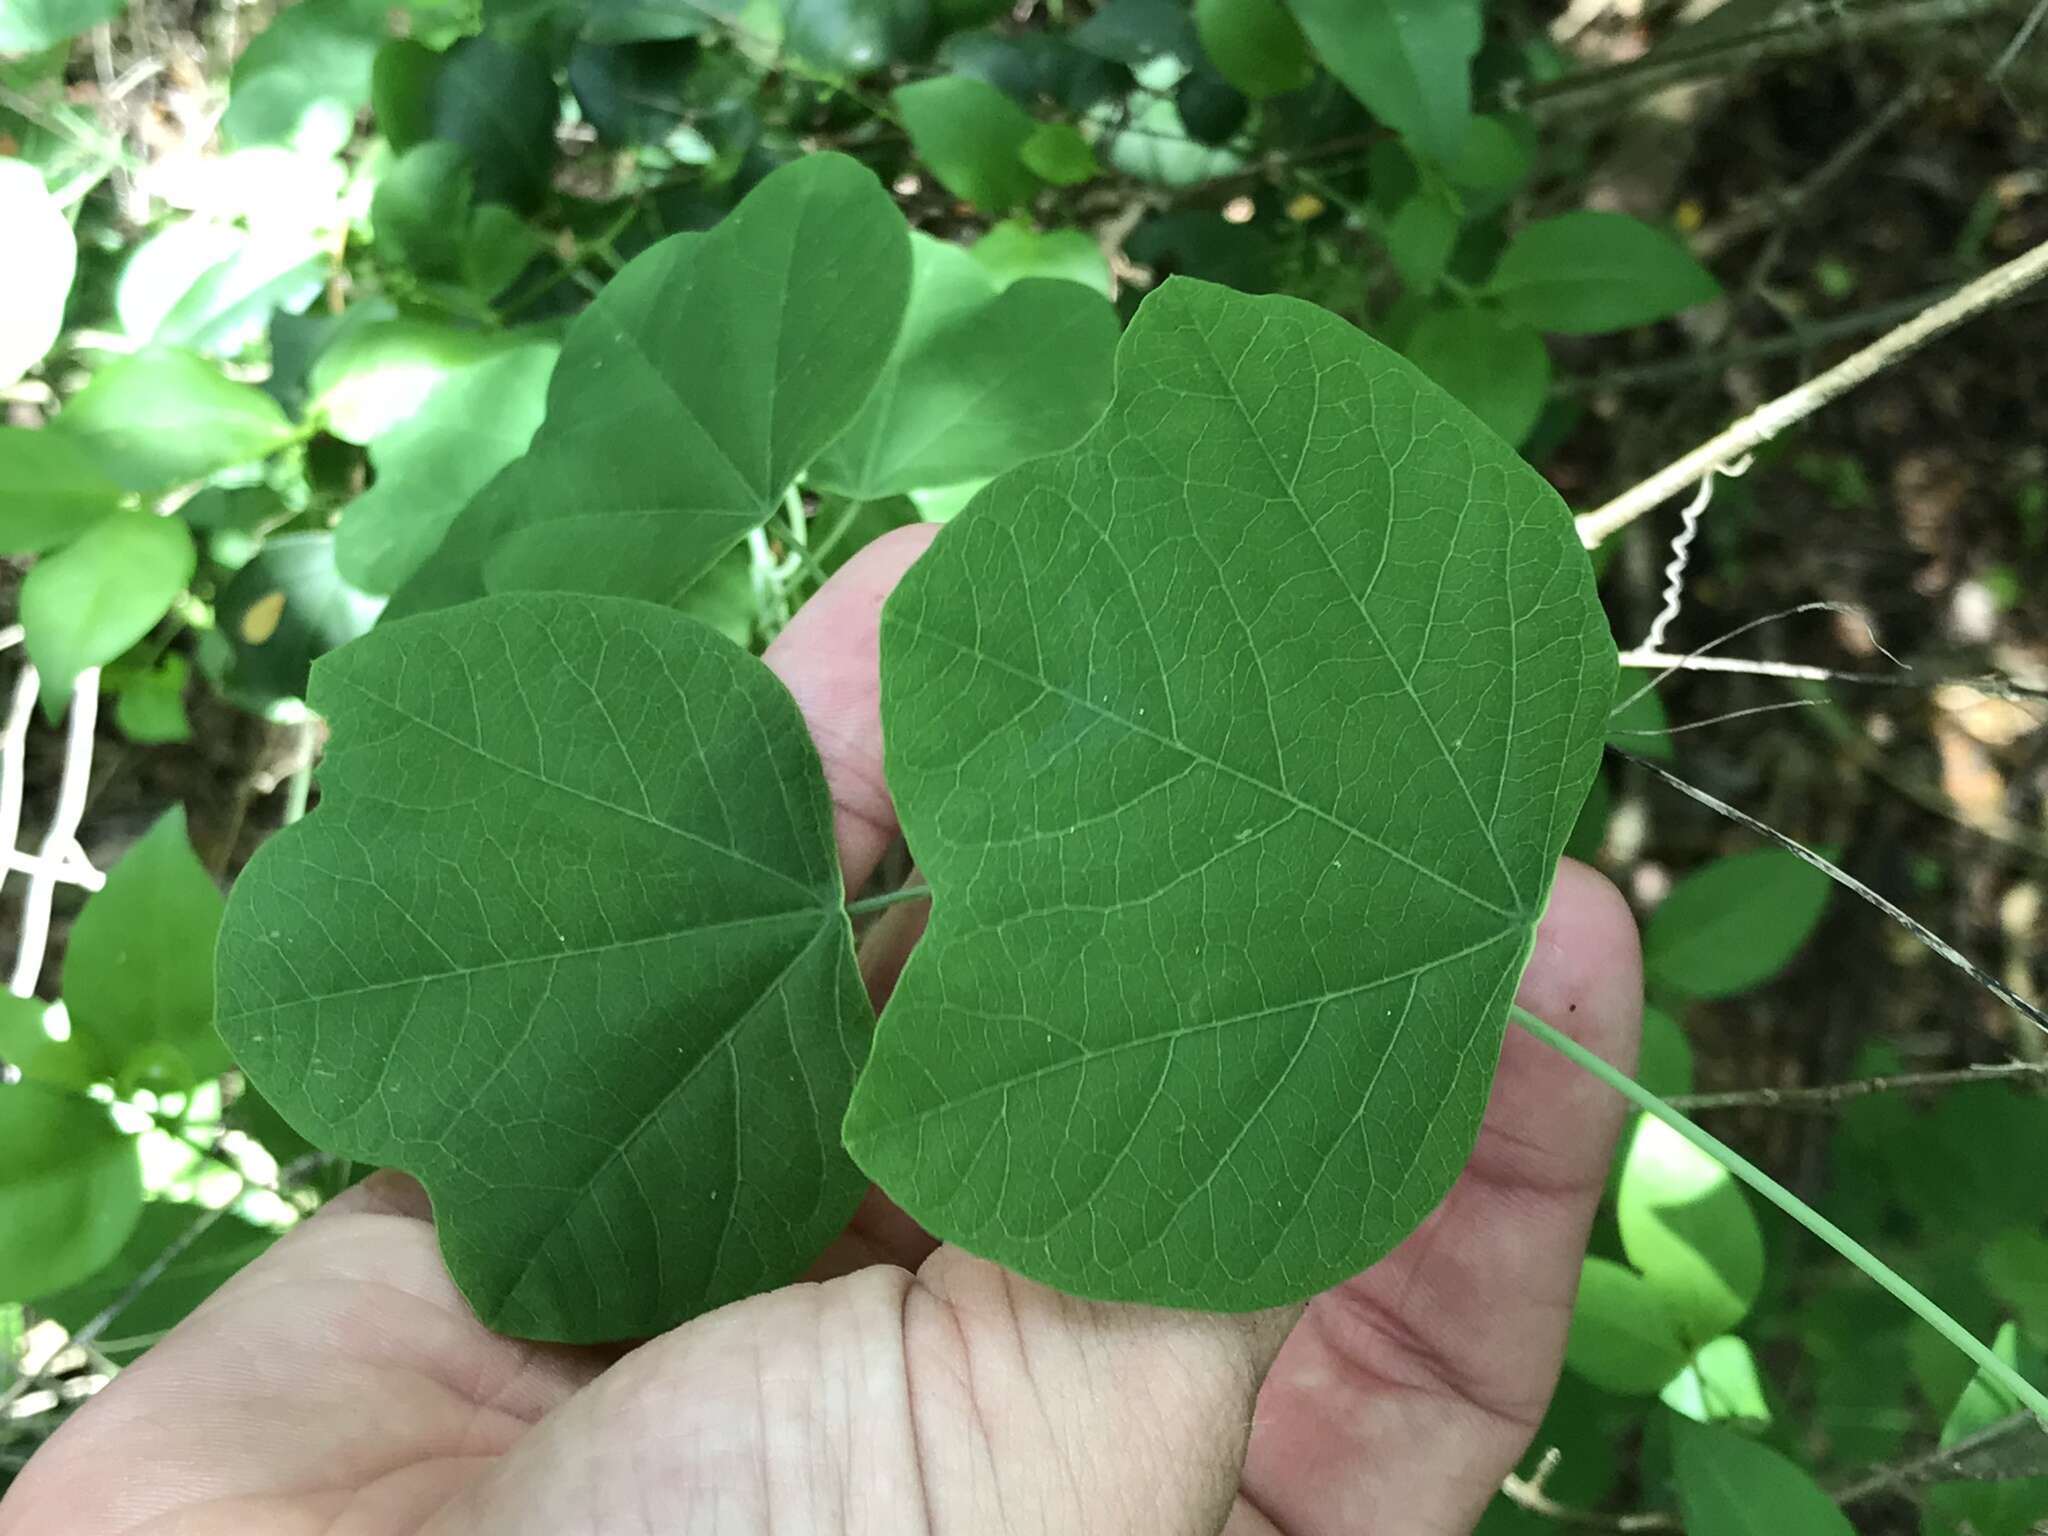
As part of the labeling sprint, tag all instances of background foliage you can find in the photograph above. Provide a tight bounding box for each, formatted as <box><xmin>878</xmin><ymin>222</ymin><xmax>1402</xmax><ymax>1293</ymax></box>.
<box><xmin>2</xmin><ymin>0</ymin><xmax>2047</xmax><ymax>1529</ymax></box>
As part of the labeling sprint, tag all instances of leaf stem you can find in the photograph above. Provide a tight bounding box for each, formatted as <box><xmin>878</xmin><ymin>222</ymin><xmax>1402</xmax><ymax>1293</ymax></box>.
<box><xmin>1509</xmin><ymin>1003</ymin><xmax>2048</xmax><ymax>1424</ymax></box>
<box><xmin>846</xmin><ymin>883</ymin><xmax>932</xmax><ymax>917</ymax></box>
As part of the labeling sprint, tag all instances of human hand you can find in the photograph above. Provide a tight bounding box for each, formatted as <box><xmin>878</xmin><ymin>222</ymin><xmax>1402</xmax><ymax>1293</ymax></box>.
<box><xmin>1</xmin><ymin>525</ymin><xmax>1641</xmax><ymax>1536</ymax></box>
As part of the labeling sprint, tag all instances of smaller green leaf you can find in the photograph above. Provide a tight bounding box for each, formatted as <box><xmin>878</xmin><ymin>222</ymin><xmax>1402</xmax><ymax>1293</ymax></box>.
<box><xmin>0</xmin><ymin>426</ymin><xmax>126</xmax><ymax>555</ymax></box>
<box><xmin>372</xmin><ymin>141</ymin><xmax>476</xmax><ymax>280</ymax></box>
<box><xmin>1674</xmin><ymin>1417</ymin><xmax>1852</xmax><ymax>1535</ymax></box>
<box><xmin>1401</xmin><ymin>305</ymin><xmax>1548</xmax><ymax>447</ymax></box>
<box><xmin>1608</xmin><ymin>676</ymin><xmax>1674</xmax><ymax>760</ymax></box>
<box><xmin>1288</xmin><ymin>0</ymin><xmax>1480</xmax><ymax>164</ymax></box>
<box><xmin>21</xmin><ymin>510</ymin><xmax>195</xmax><ymax>713</ymax></box>
<box><xmin>0</xmin><ymin>0</ymin><xmax>124</xmax><ymax>51</ymax></box>
<box><xmin>427</xmin><ymin>37</ymin><xmax>559</xmax><ymax>212</ymax></box>
<box><xmin>215</xmin><ymin>532</ymin><xmax>382</xmax><ymax>704</ymax></box>
<box><xmin>36</xmin><ymin>1204</ymin><xmax>277</xmax><ymax>1364</ymax></box>
<box><xmin>1566</xmin><ymin>1256</ymin><xmax>1693</xmax><ymax>1394</ymax></box>
<box><xmin>1644</xmin><ymin>848</ymin><xmax>1832</xmax><ymax>999</ymax></box>
<box><xmin>971</xmin><ymin>219</ymin><xmax>1112</xmax><ymax>298</ymax></box>
<box><xmin>371</xmin><ymin>38</ymin><xmax>439</xmax><ymax>151</ymax></box>
<box><xmin>110</xmin><ymin>652</ymin><xmax>194</xmax><ymax>744</ymax></box>
<box><xmin>0</xmin><ymin>995</ymin><xmax>97</xmax><ymax>1090</ymax></box>
<box><xmin>1637</xmin><ymin>1005</ymin><xmax>1694</xmax><ymax>1098</ymax></box>
<box><xmin>1194</xmin><ymin>0</ymin><xmax>1313</xmax><ymax>99</ymax></box>
<box><xmin>1018</xmin><ymin>121</ymin><xmax>1100</xmax><ymax>186</ymax></box>
<box><xmin>0</xmin><ymin>157</ymin><xmax>75</xmax><ymax>388</ymax></box>
<box><xmin>222</xmin><ymin>0</ymin><xmax>387</xmax><ymax>157</ymax></box>
<box><xmin>64</xmin><ymin>807</ymin><xmax>229</xmax><ymax>1090</ymax></box>
<box><xmin>1661</xmin><ymin>1334</ymin><xmax>1771</xmax><ymax>1426</ymax></box>
<box><xmin>1448</xmin><ymin>115</ymin><xmax>1532</xmax><ymax>206</ymax></box>
<box><xmin>895</xmin><ymin>74</ymin><xmax>1042</xmax><ymax>211</ymax></box>
<box><xmin>117</xmin><ymin>220</ymin><xmax>330</xmax><ymax>359</ymax></box>
<box><xmin>1618</xmin><ymin>1115</ymin><xmax>1765</xmax><ymax>1343</ymax></box>
<box><xmin>1926</xmin><ymin>1322</ymin><xmax>2048</xmax><ymax>1536</ymax></box>
<box><xmin>1379</xmin><ymin>184</ymin><xmax>1462</xmax><ymax>294</ymax></box>
<box><xmin>53</xmin><ymin>349</ymin><xmax>295</xmax><ymax>493</ymax></box>
<box><xmin>1488</xmin><ymin>211</ymin><xmax>1721</xmax><ymax>336</ymax></box>
<box><xmin>0</xmin><ymin>1083</ymin><xmax>144</xmax><ymax>1304</ymax></box>
<box><xmin>782</xmin><ymin>0</ymin><xmax>929</xmax><ymax>72</ymax></box>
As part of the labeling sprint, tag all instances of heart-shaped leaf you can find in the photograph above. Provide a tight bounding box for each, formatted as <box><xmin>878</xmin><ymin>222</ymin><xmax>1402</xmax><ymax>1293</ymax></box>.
<box><xmin>845</xmin><ymin>277</ymin><xmax>1613</xmax><ymax>1309</ymax></box>
<box><xmin>808</xmin><ymin>233</ymin><xmax>1118</xmax><ymax>501</ymax></box>
<box><xmin>215</xmin><ymin>593</ymin><xmax>871</xmax><ymax>1341</ymax></box>
<box><xmin>387</xmin><ymin>152</ymin><xmax>911</xmax><ymax>618</ymax></box>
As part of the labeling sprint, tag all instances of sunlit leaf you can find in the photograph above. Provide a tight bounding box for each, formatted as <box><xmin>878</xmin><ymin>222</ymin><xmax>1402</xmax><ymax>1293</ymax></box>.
<box><xmin>215</xmin><ymin>593</ymin><xmax>872</xmax><ymax>1341</ymax></box>
<box><xmin>1566</xmin><ymin>1255</ymin><xmax>1693</xmax><ymax>1394</ymax></box>
<box><xmin>970</xmin><ymin>219</ymin><xmax>1112</xmax><ymax>298</ymax></box>
<box><xmin>0</xmin><ymin>1083</ymin><xmax>143</xmax><ymax>1304</ymax></box>
<box><xmin>0</xmin><ymin>0</ymin><xmax>123</xmax><ymax>51</ymax></box>
<box><xmin>222</xmin><ymin>0</ymin><xmax>388</xmax><ymax>157</ymax></box>
<box><xmin>1926</xmin><ymin>1322</ymin><xmax>2048</xmax><ymax>1536</ymax></box>
<box><xmin>1643</xmin><ymin>848</ymin><xmax>1832</xmax><ymax>999</ymax></box>
<box><xmin>1662</xmin><ymin>1334</ymin><xmax>1772</xmax><ymax>1426</ymax></box>
<box><xmin>0</xmin><ymin>426</ymin><xmax>126</xmax><ymax>555</ymax></box>
<box><xmin>1488</xmin><ymin>212</ymin><xmax>1721</xmax><ymax>336</ymax></box>
<box><xmin>52</xmin><ymin>349</ymin><xmax>295</xmax><ymax>492</ymax></box>
<box><xmin>1673</xmin><ymin>1416</ymin><xmax>1853</xmax><ymax>1536</ymax></box>
<box><xmin>1619</xmin><ymin>1115</ymin><xmax>1765</xmax><ymax>1343</ymax></box>
<box><xmin>110</xmin><ymin>652</ymin><xmax>194</xmax><ymax>744</ymax></box>
<box><xmin>845</xmin><ymin>278</ymin><xmax>1613</xmax><ymax>1308</ymax></box>
<box><xmin>21</xmin><ymin>509</ymin><xmax>194</xmax><ymax>713</ymax></box>
<box><xmin>0</xmin><ymin>157</ymin><xmax>75</xmax><ymax>388</ymax></box>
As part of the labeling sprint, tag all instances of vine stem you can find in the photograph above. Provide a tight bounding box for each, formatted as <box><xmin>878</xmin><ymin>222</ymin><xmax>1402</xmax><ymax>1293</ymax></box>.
<box><xmin>847</xmin><ymin>883</ymin><xmax>932</xmax><ymax>917</ymax></box>
<box><xmin>1575</xmin><ymin>234</ymin><xmax>2048</xmax><ymax>549</ymax></box>
<box><xmin>1510</xmin><ymin>1005</ymin><xmax>2048</xmax><ymax>1423</ymax></box>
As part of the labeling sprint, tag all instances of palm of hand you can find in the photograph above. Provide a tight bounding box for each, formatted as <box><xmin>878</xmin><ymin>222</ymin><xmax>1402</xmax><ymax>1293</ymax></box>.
<box><xmin>1</xmin><ymin>528</ymin><xmax>1640</xmax><ymax>1536</ymax></box>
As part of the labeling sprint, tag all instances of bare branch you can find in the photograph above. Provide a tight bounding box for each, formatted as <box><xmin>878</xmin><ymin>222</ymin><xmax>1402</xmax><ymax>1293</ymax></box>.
<box><xmin>1669</xmin><ymin>1060</ymin><xmax>2048</xmax><ymax>1112</ymax></box>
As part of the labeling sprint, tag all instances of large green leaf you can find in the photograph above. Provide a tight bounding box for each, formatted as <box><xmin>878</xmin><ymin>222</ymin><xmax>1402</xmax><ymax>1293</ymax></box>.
<box><xmin>38</xmin><ymin>1204</ymin><xmax>276</xmax><ymax>1363</ymax></box>
<box><xmin>0</xmin><ymin>157</ymin><xmax>75</xmax><ymax>388</ymax></box>
<box><xmin>64</xmin><ymin>807</ymin><xmax>230</xmax><ymax>1093</ymax></box>
<box><xmin>215</xmin><ymin>594</ymin><xmax>872</xmax><ymax>1341</ymax></box>
<box><xmin>894</xmin><ymin>74</ymin><xmax>1041</xmax><ymax>211</ymax></box>
<box><xmin>1673</xmin><ymin>1416</ymin><xmax>1853</xmax><ymax>1536</ymax></box>
<box><xmin>20</xmin><ymin>509</ymin><xmax>195</xmax><ymax>713</ymax></box>
<box><xmin>1286</xmin><ymin>0</ymin><xmax>1480</xmax><ymax>164</ymax></box>
<box><xmin>0</xmin><ymin>1083</ymin><xmax>143</xmax><ymax>1304</ymax></box>
<box><xmin>387</xmin><ymin>153</ymin><xmax>911</xmax><ymax>618</ymax></box>
<box><xmin>0</xmin><ymin>426</ymin><xmax>126</xmax><ymax>555</ymax></box>
<box><xmin>52</xmin><ymin>348</ymin><xmax>295</xmax><ymax>493</ymax></box>
<box><xmin>0</xmin><ymin>0</ymin><xmax>123</xmax><ymax>51</ymax></box>
<box><xmin>1618</xmin><ymin>1115</ymin><xmax>1764</xmax><ymax>1343</ymax></box>
<box><xmin>844</xmin><ymin>278</ymin><xmax>1614</xmax><ymax>1309</ymax></box>
<box><xmin>808</xmin><ymin>233</ymin><xmax>1117</xmax><ymax>500</ymax></box>
<box><xmin>336</xmin><ymin>343</ymin><xmax>559</xmax><ymax>596</ymax></box>
<box><xmin>1643</xmin><ymin>848</ymin><xmax>1832</xmax><ymax>999</ymax></box>
<box><xmin>1565</xmin><ymin>1256</ymin><xmax>1693</xmax><ymax>1395</ymax></box>
<box><xmin>1487</xmin><ymin>212</ymin><xmax>1721</xmax><ymax>336</ymax></box>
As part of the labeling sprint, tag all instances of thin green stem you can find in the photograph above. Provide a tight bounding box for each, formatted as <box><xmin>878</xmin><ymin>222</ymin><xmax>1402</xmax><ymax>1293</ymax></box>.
<box><xmin>847</xmin><ymin>883</ymin><xmax>933</xmax><ymax>917</ymax></box>
<box><xmin>1510</xmin><ymin>1004</ymin><xmax>2048</xmax><ymax>1423</ymax></box>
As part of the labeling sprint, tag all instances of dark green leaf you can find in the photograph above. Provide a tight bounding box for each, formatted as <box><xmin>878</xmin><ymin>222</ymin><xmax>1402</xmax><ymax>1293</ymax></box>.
<box><xmin>215</xmin><ymin>593</ymin><xmax>871</xmax><ymax>1341</ymax></box>
<box><xmin>939</xmin><ymin>28</ymin><xmax>1124</xmax><ymax>113</ymax></box>
<box><xmin>1618</xmin><ymin>1115</ymin><xmax>1764</xmax><ymax>1343</ymax></box>
<box><xmin>0</xmin><ymin>1083</ymin><xmax>143</xmax><ymax>1304</ymax></box>
<box><xmin>1643</xmin><ymin>848</ymin><xmax>1832</xmax><ymax>999</ymax></box>
<box><xmin>1070</xmin><ymin>0</ymin><xmax>1197</xmax><ymax>66</ymax></box>
<box><xmin>1401</xmin><ymin>305</ymin><xmax>1549</xmax><ymax>446</ymax></box>
<box><xmin>371</xmin><ymin>38</ymin><xmax>440</xmax><ymax>151</ymax></box>
<box><xmin>781</xmin><ymin>0</ymin><xmax>929</xmax><ymax>72</ymax></box>
<box><xmin>1566</xmin><ymin>1256</ymin><xmax>1693</xmax><ymax>1394</ymax></box>
<box><xmin>1927</xmin><ymin>1323</ymin><xmax>2048</xmax><ymax>1536</ymax></box>
<box><xmin>216</xmin><ymin>532</ymin><xmax>382</xmax><ymax>703</ymax></box>
<box><xmin>809</xmin><ymin>234</ymin><xmax>1117</xmax><ymax>500</ymax></box>
<box><xmin>0</xmin><ymin>426</ymin><xmax>126</xmax><ymax>555</ymax></box>
<box><xmin>221</xmin><ymin>0</ymin><xmax>387</xmax><ymax>157</ymax></box>
<box><xmin>568</xmin><ymin>38</ymin><xmax>698</xmax><ymax>146</ymax></box>
<box><xmin>583</xmin><ymin>0</ymin><xmax>719</xmax><ymax>42</ymax></box>
<box><xmin>1286</xmin><ymin>0</ymin><xmax>1480</xmax><ymax>164</ymax></box>
<box><xmin>1673</xmin><ymin>1416</ymin><xmax>1853</xmax><ymax>1536</ymax></box>
<box><xmin>21</xmin><ymin>509</ymin><xmax>194</xmax><ymax>713</ymax></box>
<box><xmin>895</xmin><ymin>75</ymin><xmax>1042</xmax><ymax>211</ymax></box>
<box><xmin>1488</xmin><ymin>212</ymin><xmax>1721</xmax><ymax>336</ymax></box>
<box><xmin>1126</xmin><ymin>208</ymin><xmax>1275</xmax><ymax>291</ymax></box>
<box><xmin>1018</xmin><ymin>121</ymin><xmax>1100</xmax><ymax>186</ymax></box>
<box><xmin>337</xmin><ymin>342</ymin><xmax>558</xmax><ymax>596</ymax></box>
<box><xmin>1194</xmin><ymin>0</ymin><xmax>1313</xmax><ymax>99</ymax></box>
<box><xmin>37</xmin><ymin>1204</ymin><xmax>277</xmax><ymax>1364</ymax></box>
<box><xmin>427</xmin><ymin>38</ymin><xmax>559</xmax><ymax>212</ymax></box>
<box><xmin>1379</xmin><ymin>183</ymin><xmax>1462</xmax><ymax>293</ymax></box>
<box><xmin>1608</xmin><ymin>675</ymin><xmax>1673</xmax><ymax>760</ymax></box>
<box><xmin>389</xmin><ymin>153</ymin><xmax>910</xmax><ymax>615</ymax></box>
<box><xmin>1637</xmin><ymin>1004</ymin><xmax>1694</xmax><ymax>1097</ymax></box>
<box><xmin>844</xmin><ymin>278</ymin><xmax>1614</xmax><ymax>1309</ymax></box>
<box><xmin>372</xmin><ymin>141</ymin><xmax>476</xmax><ymax>279</ymax></box>
<box><xmin>0</xmin><ymin>0</ymin><xmax>123</xmax><ymax>51</ymax></box>
<box><xmin>0</xmin><ymin>157</ymin><xmax>74</xmax><ymax>387</ymax></box>
<box><xmin>52</xmin><ymin>349</ymin><xmax>295</xmax><ymax>493</ymax></box>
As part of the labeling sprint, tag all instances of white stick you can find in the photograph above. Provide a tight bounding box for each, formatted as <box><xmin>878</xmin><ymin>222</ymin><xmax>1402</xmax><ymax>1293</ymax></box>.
<box><xmin>10</xmin><ymin>670</ymin><xmax>101</xmax><ymax>998</ymax></box>
<box><xmin>1576</xmin><ymin>236</ymin><xmax>2048</xmax><ymax>549</ymax></box>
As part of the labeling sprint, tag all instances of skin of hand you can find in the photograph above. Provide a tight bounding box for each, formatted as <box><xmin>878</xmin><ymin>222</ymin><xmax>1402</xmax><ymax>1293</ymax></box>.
<box><xmin>0</xmin><ymin>525</ymin><xmax>1642</xmax><ymax>1536</ymax></box>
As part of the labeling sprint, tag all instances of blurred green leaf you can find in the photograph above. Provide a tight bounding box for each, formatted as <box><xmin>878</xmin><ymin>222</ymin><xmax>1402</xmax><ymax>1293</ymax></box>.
<box><xmin>1195</xmin><ymin>0</ymin><xmax>1313</xmax><ymax>99</ymax></box>
<box><xmin>1926</xmin><ymin>1322</ymin><xmax>2048</xmax><ymax>1536</ymax></box>
<box><xmin>336</xmin><ymin>342</ymin><xmax>558</xmax><ymax>595</ymax></box>
<box><xmin>1619</xmin><ymin>1115</ymin><xmax>1765</xmax><ymax>1343</ymax></box>
<box><xmin>0</xmin><ymin>1083</ymin><xmax>143</xmax><ymax>1304</ymax></box>
<box><xmin>0</xmin><ymin>426</ymin><xmax>126</xmax><ymax>555</ymax></box>
<box><xmin>371</xmin><ymin>38</ymin><xmax>440</xmax><ymax>150</ymax></box>
<box><xmin>1071</xmin><ymin>0</ymin><xmax>1196</xmax><ymax>65</ymax></box>
<box><xmin>110</xmin><ymin>652</ymin><xmax>194</xmax><ymax>745</ymax></box>
<box><xmin>310</xmin><ymin>320</ymin><xmax>531</xmax><ymax>441</ymax></box>
<box><xmin>1175</xmin><ymin>67</ymin><xmax>1248</xmax><ymax>146</ymax></box>
<box><xmin>1662</xmin><ymin>1334</ymin><xmax>1772</xmax><ymax>1426</ymax></box>
<box><xmin>21</xmin><ymin>510</ymin><xmax>195</xmax><ymax>713</ymax></box>
<box><xmin>568</xmin><ymin>38</ymin><xmax>697</xmax><ymax>146</ymax></box>
<box><xmin>895</xmin><ymin>74</ymin><xmax>1042</xmax><ymax>210</ymax></box>
<box><xmin>1018</xmin><ymin>121</ymin><xmax>1100</xmax><ymax>186</ymax></box>
<box><xmin>37</xmin><ymin>1204</ymin><xmax>277</xmax><ymax>1364</ymax></box>
<box><xmin>1983</xmin><ymin>1230</ymin><xmax>2048</xmax><ymax>1345</ymax></box>
<box><xmin>117</xmin><ymin>223</ymin><xmax>328</xmax><ymax>356</ymax></box>
<box><xmin>970</xmin><ymin>219</ymin><xmax>1112</xmax><ymax>297</ymax></box>
<box><xmin>1401</xmin><ymin>304</ymin><xmax>1548</xmax><ymax>446</ymax></box>
<box><xmin>1637</xmin><ymin>1005</ymin><xmax>1694</xmax><ymax>1097</ymax></box>
<box><xmin>1488</xmin><ymin>212</ymin><xmax>1721</xmax><ymax>336</ymax></box>
<box><xmin>428</xmin><ymin>37</ymin><xmax>559</xmax><ymax>212</ymax></box>
<box><xmin>1566</xmin><ymin>1255</ymin><xmax>1693</xmax><ymax>1394</ymax></box>
<box><xmin>781</xmin><ymin>0</ymin><xmax>926</xmax><ymax>71</ymax></box>
<box><xmin>0</xmin><ymin>995</ymin><xmax>96</xmax><ymax>1090</ymax></box>
<box><xmin>372</xmin><ymin>141</ymin><xmax>477</xmax><ymax>280</ymax></box>
<box><xmin>1096</xmin><ymin>85</ymin><xmax>1246</xmax><ymax>187</ymax></box>
<box><xmin>1449</xmin><ymin>114</ymin><xmax>1533</xmax><ymax>208</ymax></box>
<box><xmin>216</xmin><ymin>532</ymin><xmax>382</xmax><ymax>704</ymax></box>
<box><xmin>53</xmin><ymin>349</ymin><xmax>295</xmax><ymax>493</ymax></box>
<box><xmin>222</xmin><ymin>0</ymin><xmax>388</xmax><ymax>157</ymax></box>
<box><xmin>64</xmin><ymin>808</ymin><xmax>229</xmax><ymax>1092</ymax></box>
<box><xmin>1286</xmin><ymin>0</ymin><xmax>1479</xmax><ymax>163</ymax></box>
<box><xmin>0</xmin><ymin>157</ymin><xmax>75</xmax><ymax>388</ymax></box>
<box><xmin>1673</xmin><ymin>1416</ymin><xmax>1852</xmax><ymax>1535</ymax></box>
<box><xmin>583</xmin><ymin>0</ymin><xmax>726</xmax><ymax>41</ymax></box>
<box><xmin>1609</xmin><ymin>676</ymin><xmax>1674</xmax><ymax>761</ymax></box>
<box><xmin>809</xmin><ymin>233</ymin><xmax>1117</xmax><ymax>500</ymax></box>
<box><xmin>0</xmin><ymin>0</ymin><xmax>122</xmax><ymax>50</ymax></box>
<box><xmin>1643</xmin><ymin>849</ymin><xmax>1833</xmax><ymax>999</ymax></box>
